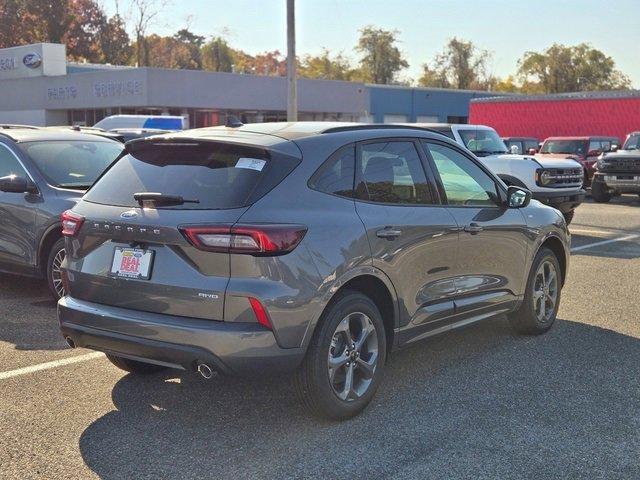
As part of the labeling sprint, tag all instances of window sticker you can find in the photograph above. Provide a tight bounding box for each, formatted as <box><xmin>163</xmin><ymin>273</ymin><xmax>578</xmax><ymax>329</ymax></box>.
<box><xmin>235</xmin><ymin>158</ymin><xmax>266</xmax><ymax>171</ymax></box>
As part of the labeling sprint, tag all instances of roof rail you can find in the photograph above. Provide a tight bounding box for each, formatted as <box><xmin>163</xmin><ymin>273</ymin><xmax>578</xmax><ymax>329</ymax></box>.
<box><xmin>321</xmin><ymin>124</ymin><xmax>445</xmax><ymax>135</ymax></box>
<box><xmin>0</xmin><ymin>124</ymin><xmax>39</xmax><ymax>130</ymax></box>
<box><xmin>0</xmin><ymin>131</ymin><xmax>18</xmax><ymax>142</ymax></box>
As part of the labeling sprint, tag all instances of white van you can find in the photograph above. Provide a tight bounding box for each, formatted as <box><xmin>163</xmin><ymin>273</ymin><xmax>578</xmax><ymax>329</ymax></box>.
<box><xmin>94</xmin><ymin>115</ymin><xmax>186</xmax><ymax>131</ymax></box>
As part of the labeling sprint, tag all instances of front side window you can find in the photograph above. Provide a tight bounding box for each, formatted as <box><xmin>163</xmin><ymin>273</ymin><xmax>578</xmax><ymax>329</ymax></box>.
<box><xmin>588</xmin><ymin>140</ymin><xmax>602</xmax><ymax>154</ymax></box>
<box><xmin>624</xmin><ymin>135</ymin><xmax>640</xmax><ymax>150</ymax></box>
<box><xmin>458</xmin><ymin>129</ymin><xmax>508</xmax><ymax>156</ymax></box>
<box><xmin>309</xmin><ymin>144</ymin><xmax>355</xmax><ymax>198</ymax></box>
<box><xmin>424</xmin><ymin>142</ymin><xmax>500</xmax><ymax>207</ymax></box>
<box><xmin>357</xmin><ymin>141</ymin><xmax>435</xmax><ymax>205</ymax></box>
<box><xmin>0</xmin><ymin>144</ymin><xmax>27</xmax><ymax>179</ymax></box>
<box><xmin>20</xmin><ymin>140</ymin><xmax>123</xmax><ymax>189</ymax></box>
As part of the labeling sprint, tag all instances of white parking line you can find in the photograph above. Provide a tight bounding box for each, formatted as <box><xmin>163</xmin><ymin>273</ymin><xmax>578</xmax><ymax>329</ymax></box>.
<box><xmin>571</xmin><ymin>233</ymin><xmax>640</xmax><ymax>252</ymax></box>
<box><xmin>0</xmin><ymin>352</ymin><xmax>103</xmax><ymax>381</ymax></box>
<box><xmin>570</xmin><ymin>228</ymin><xmax>622</xmax><ymax>235</ymax></box>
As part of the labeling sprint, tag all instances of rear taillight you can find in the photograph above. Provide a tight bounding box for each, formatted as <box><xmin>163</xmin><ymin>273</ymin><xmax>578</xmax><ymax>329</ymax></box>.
<box><xmin>61</xmin><ymin>210</ymin><xmax>85</xmax><ymax>237</ymax></box>
<box><xmin>248</xmin><ymin>297</ymin><xmax>272</xmax><ymax>329</ymax></box>
<box><xmin>180</xmin><ymin>224</ymin><xmax>307</xmax><ymax>256</ymax></box>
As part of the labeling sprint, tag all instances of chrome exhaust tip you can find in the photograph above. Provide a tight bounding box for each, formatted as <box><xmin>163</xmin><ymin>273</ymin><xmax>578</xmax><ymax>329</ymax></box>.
<box><xmin>197</xmin><ymin>363</ymin><xmax>214</xmax><ymax>379</ymax></box>
<box><xmin>65</xmin><ymin>336</ymin><xmax>76</xmax><ymax>348</ymax></box>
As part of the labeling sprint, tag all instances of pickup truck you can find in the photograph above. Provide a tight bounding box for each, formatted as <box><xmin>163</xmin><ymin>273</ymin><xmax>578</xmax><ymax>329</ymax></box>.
<box><xmin>591</xmin><ymin>133</ymin><xmax>640</xmax><ymax>202</ymax></box>
<box><xmin>537</xmin><ymin>136</ymin><xmax>620</xmax><ymax>186</ymax></box>
<box><xmin>413</xmin><ymin>124</ymin><xmax>585</xmax><ymax>224</ymax></box>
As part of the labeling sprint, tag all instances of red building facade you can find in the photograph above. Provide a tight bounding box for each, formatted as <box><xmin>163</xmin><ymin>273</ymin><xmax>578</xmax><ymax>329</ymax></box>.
<box><xmin>469</xmin><ymin>91</ymin><xmax>640</xmax><ymax>143</ymax></box>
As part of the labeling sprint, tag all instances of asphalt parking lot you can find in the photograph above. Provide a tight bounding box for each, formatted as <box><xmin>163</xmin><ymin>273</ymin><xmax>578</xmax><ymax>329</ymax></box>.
<box><xmin>1</xmin><ymin>197</ymin><xmax>640</xmax><ymax>480</ymax></box>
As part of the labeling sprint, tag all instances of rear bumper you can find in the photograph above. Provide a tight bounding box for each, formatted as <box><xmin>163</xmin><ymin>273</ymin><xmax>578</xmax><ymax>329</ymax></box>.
<box><xmin>532</xmin><ymin>189</ymin><xmax>586</xmax><ymax>213</ymax></box>
<box><xmin>58</xmin><ymin>296</ymin><xmax>304</xmax><ymax>376</ymax></box>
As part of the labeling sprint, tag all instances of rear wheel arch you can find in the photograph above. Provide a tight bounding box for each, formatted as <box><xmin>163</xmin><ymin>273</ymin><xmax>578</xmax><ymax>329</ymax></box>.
<box><xmin>38</xmin><ymin>223</ymin><xmax>63</xmax><ymax>274</ymax></box>
<box><xmin>309</xmin><ymin>271</ymin><xmax>399</xmax><ymax>355</ymax></box>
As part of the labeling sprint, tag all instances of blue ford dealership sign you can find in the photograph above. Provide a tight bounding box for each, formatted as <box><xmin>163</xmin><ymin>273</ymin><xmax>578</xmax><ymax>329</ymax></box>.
<box><xmin>22</xmin><ymin>52</ymin><xmax>42</xmax><ymax>69</ymax></box>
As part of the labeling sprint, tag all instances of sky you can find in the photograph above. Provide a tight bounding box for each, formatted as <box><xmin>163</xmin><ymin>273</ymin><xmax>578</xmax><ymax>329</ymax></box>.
<box><xmin>103</xmin><ymin>0</ymin><xmax>640</xmax><ymax>88</ymax></box>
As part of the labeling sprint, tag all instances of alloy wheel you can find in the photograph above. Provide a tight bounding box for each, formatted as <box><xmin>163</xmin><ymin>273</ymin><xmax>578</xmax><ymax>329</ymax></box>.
<box><xmin>533</xmin><ymin>260</ymin><xmax>558</xmax><ymax>323</ymax></box>
<box><xmin>327</xmin><ymin>312</ymin><xmax>379</xmax><ymax>402</ymax></box>
<box><xmin>51</xmin><ymin>248</ymin><xmax>66</xmax><ymax>298</ymax></box>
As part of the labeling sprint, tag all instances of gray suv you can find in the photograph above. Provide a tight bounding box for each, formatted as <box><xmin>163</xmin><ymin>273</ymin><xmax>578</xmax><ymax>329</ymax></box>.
<box><xmin>0</xmin><ymin>129</ymin><xmax>123</xmax><ymax>298</ymax></box>
<box><xmin>58</xmin><ymin>123</ymin><xmax>570</xmax><ymax>420</ymax></box>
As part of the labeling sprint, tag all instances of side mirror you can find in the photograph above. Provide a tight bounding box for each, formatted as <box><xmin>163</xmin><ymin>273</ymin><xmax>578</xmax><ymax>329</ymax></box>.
<box><xmin>506</xmin><ymin>185</ymin><xmax>531</xmax><ymax>208</ymax></box>
<box><xmin>528</xmin><ymin>148</ymin><xmax>537</xmax><ymax>155</ymax></box>
<box><xmin>0</xmin><ymin>175</ymin><xmax>36</xmax><ymax>194</ymax></box>
<box><xmin>611</xmin><ymin>144</ymin><xmax>619</xmax><ymax>152</ymax></box>
<box><xmin>509</xmin><ymin>145</ymin><xmax>520</xmax><ymax>154</ymax></box>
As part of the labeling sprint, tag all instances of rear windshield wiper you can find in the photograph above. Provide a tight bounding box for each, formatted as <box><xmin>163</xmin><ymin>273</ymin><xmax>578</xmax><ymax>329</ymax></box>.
<box><xmin>133</xmin><ymin>192</ymin><xmax>200</xmax><ymax>207</ymax></box>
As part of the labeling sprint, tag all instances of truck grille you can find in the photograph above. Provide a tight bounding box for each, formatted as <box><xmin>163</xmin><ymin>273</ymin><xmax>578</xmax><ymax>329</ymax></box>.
<box><xmin>538</xmin><ymin>168</ymin><xmax>583</xmax><ymax>188</ymax></box>
<box><xmin>599</xmin><ymin>159</ymin><xmax>640</xmax><ymax>173</ymax></box>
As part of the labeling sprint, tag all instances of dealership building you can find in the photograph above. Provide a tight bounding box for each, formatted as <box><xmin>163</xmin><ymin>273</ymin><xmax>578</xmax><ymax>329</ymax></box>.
<box><xmin>0</xmin><ymin>43</ymin><xmax>503</xmax><ymax>128</ymax></box>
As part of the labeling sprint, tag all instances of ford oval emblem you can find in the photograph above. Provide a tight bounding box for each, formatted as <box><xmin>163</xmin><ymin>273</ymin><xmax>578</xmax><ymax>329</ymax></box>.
<box><xmin>23</xmin><ymin>52</ymin><xmax>42</xmax><ymax>69</ymax></box>
<box><xmin>120</xmin><ymin>210</ymin><xmax>138</xmax><ymax>219</ymax></box>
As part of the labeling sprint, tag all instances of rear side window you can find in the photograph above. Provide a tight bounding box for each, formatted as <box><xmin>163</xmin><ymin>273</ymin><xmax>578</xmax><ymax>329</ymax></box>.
<box><xmin>84</xmin><ymin>141</ymin><xmax>300</xmax><ymax>210</ymax></box>
<box><xmin>357</xmin><ymin>141</ymin><xmax>435</xmax><ymax>205</ymax></box>
<box><xmin>308</xmin><ymin>144</ymin><xmax>355</xmax><ymax>198</ymax></box>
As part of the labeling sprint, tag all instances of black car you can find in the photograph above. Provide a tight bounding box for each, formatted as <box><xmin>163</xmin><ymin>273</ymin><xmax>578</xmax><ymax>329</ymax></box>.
<box><xmin>0</xmin><ymin>129</ymin><xmax>123</xmax><ymax>298</ymax></box>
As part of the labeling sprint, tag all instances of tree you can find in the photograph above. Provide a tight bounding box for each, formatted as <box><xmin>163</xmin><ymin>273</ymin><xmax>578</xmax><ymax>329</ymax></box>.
<box><xmin>99</xmin><ymin>14</ymin><xmax>131</xmax><ymax>65</ymax></box>
<box><xmin>141</xmin><ymin>34</ymin><xmax>196</xmax><ymax>69</ymax></box>
<box><xmin>64</xmin><ymin>0</ymin><xmax>107</xmax><ymax>62</ymax></box>
<box><xmin>129</xmin><ymin>0</ymin><xmax>167</xmax><ymax>66</ymax></box>
<box><xmin>355</xmin><ymin>26</ymin><xmax>408</xmax><ymax>84</ymax></box>
<box><xmin>201</xmin><ymin>37</ymin><xmax>234</xmax><ymax>72</ymax></box>
<box><xmin>174</xmin><ymin>28</ymin><xmax>205</xmax><ymax>68</ymax></box>
<box><xmin>253</xmin><ymin>50</ymin><xmax>287</xmax><ymax>76</ymax></box>
<box><xmin>419</xmin><ymin>38</ymin><xmax>492</xmax><ymax>90</ymax></box>
<box><xmin>518</xmin><ymin>43</ymin><xmax>631</xmax><ymax>93</ymax></box>
<box><xmin>298</xmin><ymin>48</ymin><xmax>353</xmax><ymax>80</ymax></box>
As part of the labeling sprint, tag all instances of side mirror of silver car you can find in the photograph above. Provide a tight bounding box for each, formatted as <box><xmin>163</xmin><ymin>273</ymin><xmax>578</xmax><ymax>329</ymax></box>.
<box><xmin>507</xmin><ymin>185</ymin><xmax>532</xmax><ymax>208</ymax></box>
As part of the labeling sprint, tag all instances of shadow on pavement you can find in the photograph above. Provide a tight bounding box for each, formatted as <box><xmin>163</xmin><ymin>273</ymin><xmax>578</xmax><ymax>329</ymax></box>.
<box><xmin>0</xmin><ymin>273</ymin><xmax>66</xmax><ymax>351</ymax></box>
<box><xmin>571</xmin><ymin>233</ymin><xmax>640</xmax><ymax>260</ymax></box>
<box><xmin>79</xmin><ymin>317</ymin><xmax>640</xmax><ymax>479</ymax></box>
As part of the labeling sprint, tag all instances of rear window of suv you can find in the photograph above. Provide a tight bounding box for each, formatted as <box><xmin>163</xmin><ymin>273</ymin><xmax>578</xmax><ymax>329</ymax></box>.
<box><xmin>84</xmin><ymin>141</ymin><xmax>300</xmax><ymax>210</ymax></box>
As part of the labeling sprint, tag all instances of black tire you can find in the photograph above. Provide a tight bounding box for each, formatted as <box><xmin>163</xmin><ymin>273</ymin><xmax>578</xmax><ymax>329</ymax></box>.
<box><xmin>46</xmin><ymin>238</ymin><xmax>66</xmax><ymax>300</ymax></box>
<box><xmin>562</xmin><ymin>210</ymin><xmax>574</xmax><ymax>225</ymax></box>
<box><xmin>294</xmin><ymin>291</ymin><xmax>387</xmax><ymax>420</ymax></box>
<box><xmin>591</xmin><ymin>181</ymin><xmax>611</xmax><ymax>203</ymax></box>
<box><xmin>509</xmin><ymin>247</ymin><xmax>562</xmax><ymax>335</ymax></box>
<box><xmin>106</xmin><ymin>354</ymin><xmax>167</xmax><ymax>374</ymax></box>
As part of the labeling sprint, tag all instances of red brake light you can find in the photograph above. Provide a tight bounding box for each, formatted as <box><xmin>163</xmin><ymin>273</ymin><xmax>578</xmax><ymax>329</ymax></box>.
<box><xmin>249</xmin><ymin>297</ymin><xmax>272</xmax><ymax>329</ymax></box>
<box><xmin>61</xmin><ymin>210</ymin><xmax>85</xmax><ymax>237</ymax></box>
<box><xmin>180</xmin><ymin>224</ymin><xmax>307</xmax><ymax>256</ymax></box>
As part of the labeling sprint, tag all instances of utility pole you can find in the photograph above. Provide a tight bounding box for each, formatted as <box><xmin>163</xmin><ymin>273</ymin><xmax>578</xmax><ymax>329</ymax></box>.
<box><xmin>286</xmin><ymin>0</ymin><xmax>297</xmax><ymax>121</ymax></box>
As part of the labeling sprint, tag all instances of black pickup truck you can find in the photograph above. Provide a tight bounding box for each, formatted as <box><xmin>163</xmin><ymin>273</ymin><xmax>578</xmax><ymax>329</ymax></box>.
<box><xmin>592</xmin><ymin>133</ymin><xmax>640</xmax><ymax>202</ymax></box>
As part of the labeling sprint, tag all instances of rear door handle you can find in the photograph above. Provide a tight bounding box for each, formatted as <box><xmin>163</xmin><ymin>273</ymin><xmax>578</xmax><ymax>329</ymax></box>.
<box><xmin>376</xmin><ymin>228</ymin><xmax>402</xmax><ymax>239</ymax></box>
<box><xmin>463</xmin><ymin>223</ymin><xmax>483</xmax><ymax>234</ymax></box>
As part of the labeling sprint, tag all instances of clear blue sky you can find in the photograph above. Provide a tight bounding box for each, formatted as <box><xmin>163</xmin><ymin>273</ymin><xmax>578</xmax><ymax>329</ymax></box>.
<box><xmin>103</xmin><ymin>0</ymin><xmax>639</xmax><ymax>87</ymax></box>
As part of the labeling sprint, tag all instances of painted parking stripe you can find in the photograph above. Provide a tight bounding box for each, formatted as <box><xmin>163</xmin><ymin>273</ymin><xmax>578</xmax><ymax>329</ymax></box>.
<box><xmin>570</xmin><ymin>228</ymin><xmax>623</xmax><ymax>235</ymax></box>
<box><xmin>0</xmin><ymin>352</ymin><xmax>103</xmax><ymax>381</ymax></box>
<box><xmin>571</xmin><ymin>233</ymin><xmax>640</xmax><ymax>252</ymax></box>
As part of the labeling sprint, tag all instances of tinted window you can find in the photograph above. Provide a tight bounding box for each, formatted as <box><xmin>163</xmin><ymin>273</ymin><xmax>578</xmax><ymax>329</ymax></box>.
<box><xmin>357</xmin><ymin>141</ymin><xmax>435</xmax><ymax>205</ymax></box>
<box><xmin>309</xmin><ymin>144</ymin><xmax>355</xmax><ymax>197</ymax></box>
<box><xmin>624</xmin><ymin>135</ymin><xmax>640</xmax><ymax>150</ymax></box>
<box><xmin>504</xmin><ymin>140</ymin><xmax>523</xmax><ymax>154</ymax></box>
<box><xmin>424</xmin><ymin>142</ymin><xmax>499</xmax><ymax>207</ymax></box>
<box><xmin>20</xmin><ymin>141</ymin><xmax>123</xmax><ymax>188</ymax></box>
<box><xmin>0</xmin><ymin>144</ymin><xmax>27</xmax><ymax>179</ymax></box>
<box><xmin>85</xmin><ymin>141</ymin><xmax>298</xmax><ymax>210</ymax></box>
<box><xmin>524</xmin><ymin>140</ymin><xmax>539</xmax><ymax>152</ymax></box>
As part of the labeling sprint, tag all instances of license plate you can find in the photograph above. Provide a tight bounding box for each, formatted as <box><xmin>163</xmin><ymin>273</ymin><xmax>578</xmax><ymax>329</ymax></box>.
<box><xmin>110</xmin><ymin>247</ymin><xmax>154</xmax><ymax>279</ymax></box>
